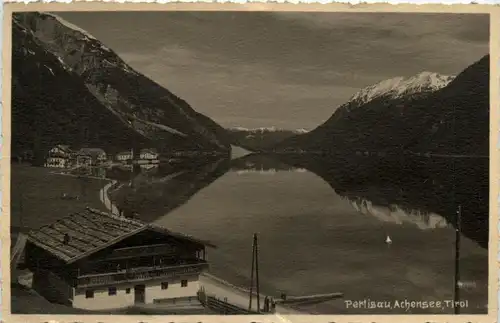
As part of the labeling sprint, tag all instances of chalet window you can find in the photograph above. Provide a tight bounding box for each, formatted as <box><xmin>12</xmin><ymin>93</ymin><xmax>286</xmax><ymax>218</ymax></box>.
<box><xmin>108</xmin><ymin>287</ymin><xmax>117</xmax><ymax>296</ymax></box>
<box><xmin>126</xmin><ymin>288</ymin><xmax>131</xmax><ymax>294</ymax></box>
<box><xmin>85</xmin><ymin>290</ymin><xmax>94</xmax><ymax>299</ymax></box>
<box><xmin>181</xmin><ymin>280</ymin><xmax>188</xmax><ymax>287</ymax></box>
<box><xmin>161</xmin><ymin>282</ymin><xmax>169</xmax><ymax>290</ymax></box>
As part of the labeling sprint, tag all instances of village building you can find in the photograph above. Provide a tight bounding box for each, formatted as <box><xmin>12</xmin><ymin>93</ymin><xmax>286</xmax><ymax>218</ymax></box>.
<box><xmin>139</xmin><ymin>148</ymin><xmax>159</xmax><ymax>161</ymax></box>
<box><xmin>23</xmin><ymin>207</ymin><xmax>214</xmax><ymax>311</ymax></box>
<box><xmin>115</xmin><ymin>150</ymin><xmax>133</xmax><ymax>163</ymax></box>
<box><xmin>76</xmin><ymin>148</ymin><xmax>107</xmax><ymax>167</ymax></box>
<box><xmin>44</xmin><ymin>144</ymin><xmax>72</xmax><ymax>168</ymax></box>
<box><xmin>75</xmin><ymin>153</ymin><xmax>92</xmax><ymax>168</ymax></box>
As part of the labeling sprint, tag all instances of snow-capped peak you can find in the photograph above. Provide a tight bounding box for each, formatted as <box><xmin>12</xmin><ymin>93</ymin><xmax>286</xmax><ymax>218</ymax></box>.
<box><xmin>294</xmin><ymin>128</ymin><xmax>309</xmax><ymax>134</ymax></box>
<box><xmin>229</xmin><ymin>126</ymin><xmax>309</xmax><ymax>134</ymax></box>
<box><xmin>44</xmin><ymin>13</ymin><xmax>98</xmax><ymax>41</ymax></box>
<box><xmin>40</xmin><ymin>13</ymin><xmax>111</xmax><ymax>52</ymax></box>
<box><xmin>349</xmin><ymin>71</ymin><xmax>455</xmax><ymax>106</ymax></box>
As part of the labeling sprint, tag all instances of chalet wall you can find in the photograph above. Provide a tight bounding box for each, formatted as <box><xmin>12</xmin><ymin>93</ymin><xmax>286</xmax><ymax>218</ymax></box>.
<box><xmin>32</xmin><ymin>270</ymin><xmax>73</xmax><ymax>306</ymax></box>
<box><xmin>145</xmin><ymin>275</ymin><xmax>199</xmax><ymax>304</ymax></box>
<box><xmin>73</xmin><ymin>283</ymin><xmax>134</xmax><ymax>310</ymax></box>
<box><xmin>44</xmin><ymin>157</ymin><xmax>68</xmax><ymax>168</ymax></box>
<box><xmin>72</xmin><ymin>274</ymin><xmax>200</xmax><ymax>311</ymax></box>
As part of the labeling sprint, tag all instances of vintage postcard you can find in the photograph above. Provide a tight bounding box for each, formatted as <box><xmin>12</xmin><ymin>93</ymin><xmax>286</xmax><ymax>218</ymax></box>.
<box><xmin>1</xmin><ymin>2</ymin><xmax>499</xmax><ymax>323</ymax></box>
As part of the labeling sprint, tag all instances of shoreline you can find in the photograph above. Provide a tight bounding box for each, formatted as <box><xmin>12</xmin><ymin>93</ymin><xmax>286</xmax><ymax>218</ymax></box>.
<box><xmin>99</xmin><ymin>179</ymin><xmax>120</xmax><ymax>215</ymax></box>
<box><xmin>199</xmin><ymin>273</ymin><xmax>302</xmax><ymax>315</ymax></box>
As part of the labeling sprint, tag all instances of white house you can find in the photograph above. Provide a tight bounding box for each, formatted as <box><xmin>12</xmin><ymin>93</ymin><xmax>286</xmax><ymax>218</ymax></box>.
<box><xmin>115</xmin><ymin>150</ymin><xmax>133</xmax><ymax>163</ymax></box>
<box><xmin>48</xmin><ymin>145</ymin><xmax>72</xmax><ymax>157</ymax></box>
<box><xmin>24</xmin><ymin>207</ymin><xmax>214</xmax><ymax>311</ymax></box>
<box><xmin>44</xmin><ymin>145</ymin><xmax>72</xmax><ymax>168</ymax></box>
<box><xmin>44</xmin><ymin>156</ymin><xmax>69</xmax><ymax>168</ymax></box>
<box><xmin>139</xmin><ymin>148</ymin><xmax>159</xmax><ymax>161</ymax></box>
<box><xmin>76</xmin><ymin>148</ymin><xmax>107</xmax><ymax>166</ymax></box>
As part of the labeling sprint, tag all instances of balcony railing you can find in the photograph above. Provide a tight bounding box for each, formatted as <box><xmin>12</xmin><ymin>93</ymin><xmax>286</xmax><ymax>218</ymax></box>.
<box><xmin>76</xmin><ymin>262</ymin><xmax>209</xmax><ymax>288</ymax></box>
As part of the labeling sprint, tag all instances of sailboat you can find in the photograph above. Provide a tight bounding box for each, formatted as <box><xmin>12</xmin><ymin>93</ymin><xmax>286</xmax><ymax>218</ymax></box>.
<box><xmin>385</xmin><ymin>235</ymin><xmax>392</xmax><ymax>245</ymax></box>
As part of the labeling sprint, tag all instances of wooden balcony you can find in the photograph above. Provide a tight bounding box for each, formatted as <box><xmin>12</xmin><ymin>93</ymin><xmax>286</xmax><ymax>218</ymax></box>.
<box><xmin>76</xmin><ymin>261</ymin><xmax>209</xmax><ymax>288</ymax></box>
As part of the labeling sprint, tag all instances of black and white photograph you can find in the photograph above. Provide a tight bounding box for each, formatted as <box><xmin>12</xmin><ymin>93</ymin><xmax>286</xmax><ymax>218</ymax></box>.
<box><xmin>7</xmin><ymin>6</ymin><xmax>493</xmax><ymax>317</ymax></box>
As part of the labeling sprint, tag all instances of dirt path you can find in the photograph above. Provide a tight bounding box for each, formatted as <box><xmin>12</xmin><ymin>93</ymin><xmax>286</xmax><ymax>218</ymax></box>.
<box><xmin>99</xmin><ymin>180</ymin><xmax>120</xmax><ymax>215</ymax></box>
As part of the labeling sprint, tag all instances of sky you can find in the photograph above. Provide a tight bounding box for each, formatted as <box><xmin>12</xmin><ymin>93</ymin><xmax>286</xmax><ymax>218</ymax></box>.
<box><xmin>57</xmin><ymin>11</ymin><xmax>489</xmax><ymax>130</ymax></box>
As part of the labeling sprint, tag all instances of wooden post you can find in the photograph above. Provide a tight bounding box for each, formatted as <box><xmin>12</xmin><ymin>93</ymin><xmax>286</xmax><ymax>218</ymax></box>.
<box><xmin>454</xmin><ymin>205</ymin><xmax>462</xmax><ymax>314</ymax></box>
<box><xmin>451</xmin><ymin>104</ymin><xmax>460</xmax><ymax>314</ymax></box>
<box><xmin>249</xmin><ymin>235</ymin><xmax>255</xmax><ymax>311</ymax></box>
<box><xmin>255</xmin><ymin>233</ymin><xmax>260</xmax><ymax>313</ymax></box>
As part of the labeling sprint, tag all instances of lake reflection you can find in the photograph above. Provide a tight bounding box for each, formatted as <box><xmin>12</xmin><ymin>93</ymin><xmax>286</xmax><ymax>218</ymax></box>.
<box><xmin>346</xmin><ymin>197</ymin><xmax>451</xmax><ymax>230</ymax></box>
<box><xmin>110</xmin><ymin>153</ymin><xmax>488</xmax><ymax>314</ymax></box>
<box><xmin>107</xmin><ymin>156</ymin><xmax>231</xmax><ymax>222</ymax></box>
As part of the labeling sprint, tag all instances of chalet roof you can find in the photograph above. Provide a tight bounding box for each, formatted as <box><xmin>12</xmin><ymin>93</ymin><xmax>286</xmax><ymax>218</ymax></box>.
<box><xmin>140</xmin><ymin>148</ymin><xmax>158</xmax><ymax>155</ymax></box>
<box><xmin>116</xmin><ymin>151</ymin><xmax>132</xmax><ymax>156</ymax></box>
<box><xmin>78</xmin><ymin>148</ymin><xmax>106</xmax><ymax>155</ymax></box>
<box><xmin>47</xmin><ymin>145</ymin><xmax>72</xmax><ymax>158</ymax></box>
<box><xmin>27</xmin><ymin>207</ymin><xmax>216</xmax><ymax>264</ymax></box>
<box><xmin>54</xmin><ymin>144</ymin><xmax>71</xmax><ymax>152</ymax></box>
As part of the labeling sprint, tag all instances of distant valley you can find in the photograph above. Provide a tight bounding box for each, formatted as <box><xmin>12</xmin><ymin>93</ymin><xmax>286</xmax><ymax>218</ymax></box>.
<box><xmin>225</xmin><ymin>127</ymin><xmax>309</xmax><ymax>152</ymax></box>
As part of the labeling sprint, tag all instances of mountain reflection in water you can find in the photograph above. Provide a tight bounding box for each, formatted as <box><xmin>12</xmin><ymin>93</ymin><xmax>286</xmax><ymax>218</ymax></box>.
<box><xmin>231</xmin><ymin>154</ymin><xmax>308</xmax><ymax>174</ymax></box>
<box><xmin>347</xmin><ymin>198</ymin><xmax>450</xmax><ymax>230</ymax></box>
<box><xmin>230</xmin><ymin>152</ymin><xmax>488</xmax><ymax>243</ymax></box>
<box><xmin>272</xmin><ymin>153</ymin><xmax>489</xmax><ymax>249</ymax></box>
<box><xmin>108</xmin><ymin>152</ymin><xmax>488</xmax><ymax>314</ymax></box>
<box><xmin>107</xmin><ymin>156</ymin><xmax>230</xmax><ymax>222</ymax></box>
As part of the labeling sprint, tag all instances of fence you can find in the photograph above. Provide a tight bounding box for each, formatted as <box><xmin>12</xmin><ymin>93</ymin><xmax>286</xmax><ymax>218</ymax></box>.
<box><xmin>197</xmin><ymin>286</ymin><xmax>261</xmax><ymax>315</ymax></box>
<box><xmin>153</xmin><ymin>296</ymin><xmax>198</xmax><ymax>305</ymax></box>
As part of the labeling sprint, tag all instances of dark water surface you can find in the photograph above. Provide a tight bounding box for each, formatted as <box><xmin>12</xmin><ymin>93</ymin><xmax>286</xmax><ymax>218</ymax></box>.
<box><xmin>109</xmin><ymin>154</ymin><xmax>489</xmax><ymax>314</ymax></box>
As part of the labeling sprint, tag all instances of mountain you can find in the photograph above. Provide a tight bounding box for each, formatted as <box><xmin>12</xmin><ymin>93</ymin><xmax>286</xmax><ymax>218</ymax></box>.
<box><xmin>274</xmin><ymin>55</ymin><xmax>489</xmax><ymax>156</ymax></box>
<box><xmin>347</xmin><ymin>72</ymin><xmax>454</xmax><ymax>109</ymax></box>
<box><xmin>12</xmin><ymin>12</ymin><xmax>230</xmax><ymax>163</ymax></box>
<box><xmin>226</xmin><ymin>127</ymin><xmax>309</xmax><ymax>152</ymax></box>
<box><xmin>12</xmin><ymin>17</ymin><xmax>147</xmax><ymax>165</ymax></box>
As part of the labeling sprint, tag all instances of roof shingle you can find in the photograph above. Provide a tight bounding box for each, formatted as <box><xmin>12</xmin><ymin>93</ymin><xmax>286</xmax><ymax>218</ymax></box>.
<box><xmin>27</xmin><ymin>207</ymin><xmax>215</xmax><ymax>264</ymax></box>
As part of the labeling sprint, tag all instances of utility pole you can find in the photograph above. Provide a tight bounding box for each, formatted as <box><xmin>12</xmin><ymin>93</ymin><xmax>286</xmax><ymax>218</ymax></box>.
<box><xmin>248</xmin><ymin>233</ymin><xmax>261</xmax><ymax>313</ymax></box>
<box><xmin>451</xmin><ymin>98</ymin><xmax>461</xmax><ymax>315</ymax></box>
<box><xmin>255</xmin><ymin>233</ymin><xmax>261</xmax><ymax>313</ymax></box>
<box><xmin>453</xmin><ymin>205</ymin><xmax>462</xmax><ymax>314</ymax></box>
<box><xmin>249</xmin><ymin>234</ymin><xmax>255</xmax><ymax>311</ymax></box>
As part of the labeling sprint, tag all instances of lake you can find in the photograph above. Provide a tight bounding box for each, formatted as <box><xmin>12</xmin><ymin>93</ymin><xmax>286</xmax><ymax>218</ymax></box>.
<box><xmin>109</xmin><ymin>154</ymin><xmax>489</xmax><ymax>314</ymax></box>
